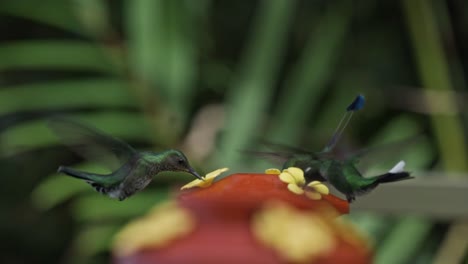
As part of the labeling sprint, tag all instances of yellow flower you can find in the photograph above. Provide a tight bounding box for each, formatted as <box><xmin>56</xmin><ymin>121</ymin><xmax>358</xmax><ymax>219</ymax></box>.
<box><xmin>181</xmin><ymin>168</ymin><xmax>229</xmax><ymax>190</ymax></box>
<box><xmin>252</xmin><ymin>201</ymin><xmax>336</xmax><ymax>262</ymax></box>
<box><xmin>265</xmin><ymin>168</ymin><xmax>281</xmax><ymax>175</ymax></box>
<box><xmin>113</xmin><ymin>201</ymin><xmax>194</xmax><ymax>257</ymax></box>
<box><xmin>278</xmin><ymin>167</ymin><xmax>329</xmax><ymax>200</ymax></box>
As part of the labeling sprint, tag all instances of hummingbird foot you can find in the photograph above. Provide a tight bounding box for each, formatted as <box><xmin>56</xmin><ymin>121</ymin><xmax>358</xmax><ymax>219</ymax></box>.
<box><xmin>346</xmin><ymin>195</ymin><xmax>355</xmax><ymax>203</ymax></box>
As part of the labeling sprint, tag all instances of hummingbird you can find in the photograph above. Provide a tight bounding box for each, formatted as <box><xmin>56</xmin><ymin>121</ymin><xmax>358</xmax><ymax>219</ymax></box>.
<box><xmin>48</xmin><ymin>117</ymin><xmax>203</xmax><ymax>201</ymax></box>
<box><xmin>250</xmin><ymin>95</ymin><xmax>413</xmax><ymax>202</ymax></box>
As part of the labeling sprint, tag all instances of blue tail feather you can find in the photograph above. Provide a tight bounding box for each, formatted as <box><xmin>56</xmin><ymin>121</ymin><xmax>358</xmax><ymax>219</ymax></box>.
<box><xmin>346</xmin><ymin>94</ymin><xmax>365</xmax><ymax>111</ymax></box>
<box><xmin>323</xmin><ymin>94</ymin><xmax>366</xmax><ymax>152</ymax></box>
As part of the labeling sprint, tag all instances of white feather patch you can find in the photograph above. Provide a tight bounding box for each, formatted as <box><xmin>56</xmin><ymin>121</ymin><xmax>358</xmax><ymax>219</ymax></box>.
<box><xmin>389</xmin><ymin>160</ymin><xmax>405</xmax><ymax>173</ymax></box>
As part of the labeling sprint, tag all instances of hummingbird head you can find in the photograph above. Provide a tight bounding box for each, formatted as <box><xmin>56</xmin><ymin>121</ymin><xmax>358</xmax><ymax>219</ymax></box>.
<box><xmin>162</xmin><ymin>150</ymin><xmax>203</xmax><ymax>180</ymax></box>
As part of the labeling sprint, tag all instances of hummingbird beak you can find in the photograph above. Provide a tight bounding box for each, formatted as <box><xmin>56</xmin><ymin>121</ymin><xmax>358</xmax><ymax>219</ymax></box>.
<box><xmin>188</xmin><ymin>167</ymin><xmax>204</xmax><ymax>181</ymax></box>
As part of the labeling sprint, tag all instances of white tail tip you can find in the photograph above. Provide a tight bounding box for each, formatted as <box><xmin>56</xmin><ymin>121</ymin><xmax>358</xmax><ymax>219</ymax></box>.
<box><xmin>389</xmin><ymin>160</ymin><xmax>406</xmax><ymax>173</ymax></box>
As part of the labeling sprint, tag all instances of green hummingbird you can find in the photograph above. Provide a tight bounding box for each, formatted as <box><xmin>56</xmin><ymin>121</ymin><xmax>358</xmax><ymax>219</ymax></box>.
<box><xmin>48</xmin><ymin>118</ymin><xmax>203</xmax><ymax>201</ymax></box>
<box><xmin>320</xmin><ymin>158</ymin><xmax>410</xmax><ymax>202</ymax></box>
<box><xmin>251</xmin><ymin>95</ymin><xmax>413</xmax><ymax>202</ymax></box>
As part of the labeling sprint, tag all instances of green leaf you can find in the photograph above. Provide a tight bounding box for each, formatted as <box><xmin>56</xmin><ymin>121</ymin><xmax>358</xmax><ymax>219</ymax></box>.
<box><xmin>0</xmin><ymin>0</ymin><xmax>84</xmax><ymax>34</ymax></box>
<box><xmin>267</xmin><ymin>1</ymin><xmax>353</xmax><ymax>145</ymax></box>
<box><xmin>217</xmin><ymin>0</ymin><xmax>296</xmax><ymax>169</ymax></box>
<box><xmin>73</xmin><ymin>224</ymin><xmax>121</xmax><ymax>257</ymax></box>
<box><xmin>346</xmin><ymin>213</ymin><xmax>393</xmax><ymax>244</ymax></box>
<box><xmin>0</xmin><ymin>79</ymin><xmax>136</xmax><ymax>116</ymax></box>
<box><xmin>0</xmin><ymin>41</ymin><xmax>119</xmax><ymax>73</ymax></box>
<box><xmin>72</xmin><ymin>0</ymin><xmax>112</xmax><ymax>38</ymax></box>
<box><xmin>126</xmin><ymin>0</ymin><xmax>164</xmax><ymax>85</ymax></box>
<box><xmin>403</xmin><ymin>0</ymin><xmax>468</xmax><ymax>171</ymax></box>
<box><xmin>247</xmin><ymin>1</ymin><xmax>353</xmax><ymax>171</ymax></box>
<box><xmin>375</xmin><ymin>217</ymin><xmax>432</xmax><ymax>264</ymax></box>
<box><xmin>363</xmin><ymin>115</ymin><xmax>434</xmax><ymax>172</ymax></box>
<box><xmin>71</xmin><ymin>191</ymin><xmax>168</xmax><ymax>222</ymax></box>
<box><xmin>126</xmin><ymin>0</ymin><xmax>200</xmax><ymax>127</ymax></box>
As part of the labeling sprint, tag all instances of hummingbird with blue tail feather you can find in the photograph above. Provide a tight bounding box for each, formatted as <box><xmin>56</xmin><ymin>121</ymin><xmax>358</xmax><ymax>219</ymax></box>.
<box><xmin>250</xmin><ymin>95</ymin><xmax>413</xmax><ymax>202</ymax></box>
<box><xmin>48</xmin><ymin>118</ymin><xmax>203</xmax><ymax>201</ymax></box>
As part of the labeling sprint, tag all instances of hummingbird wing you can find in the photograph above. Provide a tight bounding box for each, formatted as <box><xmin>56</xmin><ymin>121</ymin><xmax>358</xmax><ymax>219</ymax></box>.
<box><xmin>240</xmin><ymin>150</ymin><xmax>292</xmax><ymax>164</ymax></box>
<box><xmin>48</xmin><ymin>117</ymin><xmax>138</xmax><ymax>170</ymax></box>
<box><xmin>259</xmin><ymin>140</ymin><xmax>313</xmax><ymax>155</ymax></box>
<box><xmin>243</xmin><ymin>140</ymin><xmax>331</xmax><ymax>165</ymax></box>
<box><xmin>260</xmin><ymin>140</ymin><xmax>336</xmax><ymax>159</ymax></box>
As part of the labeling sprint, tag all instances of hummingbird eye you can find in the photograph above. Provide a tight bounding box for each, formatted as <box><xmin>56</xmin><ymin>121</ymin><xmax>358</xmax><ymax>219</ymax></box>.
<box><xmin>177</xmin><ymin>158</ymin><xmax>185</xmax><ymax>165</ymax></box>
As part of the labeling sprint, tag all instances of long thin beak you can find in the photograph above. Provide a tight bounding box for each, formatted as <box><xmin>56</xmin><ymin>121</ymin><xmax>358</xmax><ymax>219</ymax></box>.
<box><xmin>188</xmin><ymin>167</ymin><xmax>204</xmax><ymax>181</ymax></box>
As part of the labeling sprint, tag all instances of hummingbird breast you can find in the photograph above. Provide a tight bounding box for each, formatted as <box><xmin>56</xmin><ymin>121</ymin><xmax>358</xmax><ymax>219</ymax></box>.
<box><xmin>326</xmin><ymin>161</ymin><xmax>354</xmax><ymax>194</ymax></box>
<box><xmin>112</xmin><ymin>161</ymin><xmax>155</xmax><ymax>200</ymax></box>
<box><xmin>118</xmin><ymin>173</ymin><xmax>153</xmax><ymax>200</ymax></box>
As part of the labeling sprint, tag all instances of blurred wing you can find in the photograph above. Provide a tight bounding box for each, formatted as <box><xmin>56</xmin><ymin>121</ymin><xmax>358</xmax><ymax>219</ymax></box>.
<box><xmin>259</xmin><ymin>140</ymin><xmax>313</xmax><ymax>155</ymax></box>
<box><xmin>48</xmin><ymin>117</ymin><xmax>137</xmax><ymax>170</ymax></box>
<box><xmin>240</xmin><ymin>150</ymin><xmax>292</xmax><ymax>164</ymax></box>
<box><xmin>260</xmin><ymin>140</ymin><xmax>335</xmax><ymax>160</ymax></box>
<box><xmin>244</xmin><ymin>140</ymin><xmax>330</xmax><ymax>165</ymax></box>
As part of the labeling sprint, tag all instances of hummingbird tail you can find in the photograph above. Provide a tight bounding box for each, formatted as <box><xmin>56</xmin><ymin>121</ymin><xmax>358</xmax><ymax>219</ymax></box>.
<box><xmin>58</xmin><ymin>166</ymin><xmax>96</xmax><ymax>181</ymax></box>
<box><xmin>376</xmin><ymin>172</ymin><xmax>413</xmax><ymax>184</ymax></box>
<box><xmin>57</xmin><ymin>166</ymin><xmax>119</xmax><ymax>197</ymax></box>
<box><xmin>354</xmin><ymin>172</ymin><xmax>413</xmax><ymax>197</ymax></box>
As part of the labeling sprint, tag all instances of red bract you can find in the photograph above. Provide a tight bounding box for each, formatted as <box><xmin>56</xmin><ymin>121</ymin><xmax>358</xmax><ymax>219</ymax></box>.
<box><xmin>113</xmin><ymin>171</ymin><xmax>371</xmax><ymax>264</ymax></box>
<box><xmin>179</xmin><ymin>173</ymin><xmax>349</xmax><ymax>215</ymax></box>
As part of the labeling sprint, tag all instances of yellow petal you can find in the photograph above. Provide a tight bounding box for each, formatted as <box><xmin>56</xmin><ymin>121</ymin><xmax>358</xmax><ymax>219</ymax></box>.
<box><xmin>286</xmin><ymin>167</ymin><xmax>305</xmax><ymax>185</ymax></box>
<box><xmin>305</xmin><ymin>191</ymin><xmax>322</xmax><ymax>200</ymax></box>
<box><xmin>307</xmin><ymin>181</ymin><xmax>329</xmax><ymax>195</ymax></box>
<box><xmin>180</xmin><ymin>168</ymin><xmax>229</xmax><ymax>190</ymax></box>
<box><xmin>308</xmin><ymin>181</ymin><xmax>321</xmax><ymax>186</ymax></box>
<box><xmin>265</xmin><ymin>168</ymin><xmax>281</xmax><ymax>175</ymax></box>
<box><xmin>279</xmin><ymin>172</ymin><xmax>295</xmax><ymax>184</ymax></box>
<box><xmin>205</xmin><ymin>167</ymin><xmax>229</xmax><ymax>179</ymax></box>
<box><xmin>181</xmin><ymin>179</ymin><xmax>205</xmax><ymax>190</ymax></box>
<box><xmin>287</xmin><ymin>183</ymin><xmax>305</xmax><ymax>195</ymax></box>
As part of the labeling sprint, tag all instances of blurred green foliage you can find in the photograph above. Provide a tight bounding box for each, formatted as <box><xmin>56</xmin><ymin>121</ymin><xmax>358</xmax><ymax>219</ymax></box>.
<box><xmin>0</xmin><ymin>0</ymin><xmax>466</xmax><ymax>263</ymax></box>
